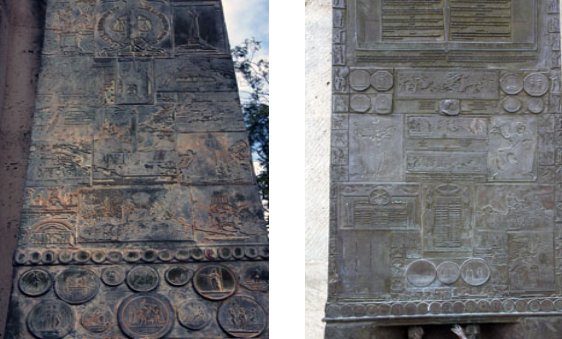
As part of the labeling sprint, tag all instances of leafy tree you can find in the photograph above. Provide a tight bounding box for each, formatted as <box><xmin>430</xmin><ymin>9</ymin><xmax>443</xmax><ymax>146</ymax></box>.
<box><xmin>232</xmin><ymin>38</ymin><xmax>269</xmax><ymax>211</ymax></box>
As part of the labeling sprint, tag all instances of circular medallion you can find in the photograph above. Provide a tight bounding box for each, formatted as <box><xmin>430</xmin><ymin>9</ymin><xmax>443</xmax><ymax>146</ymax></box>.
<box><xmin>127</xmin><ymin>266</ymin><xmax>160</xmax><ymax>292</ymax></box>
<box><xmin>178</xmin><ymin>300</ymin><xmax>212</xmax><ymax>330</ymax></box>
<box><xmin>55</xmin><ymin>267</ymin><xmax>100</xmax><ymax>304</ymax></box>
<box><xmin>91</xmin><ymin>251</ymin><xmax>106</xmax><ymax>264</ymax></box>
<box><xmin>503</xmin><ymin>299</ymin><xmax>515</xmax><ymax>312</ymax></box>
<box><xmin>58</xmin><ymin>251</ymin><xmax>73</xmax><ymax>264</ymax></box>
<box><xmin>350</xmin><ymin>94</ymin><xmax>371</xmax><ymax>113</ymax></box>
<box><xmin>524</xmin><ymin>73</ymin><xmax>549</xmax><ymax>97</ymax></box>
<box><xmin>349</xmin><ymin>70</ymin><xmax>371</xmax><ymax>91</ymax></box>
<box><xmin>81</xmin><ymin>307</ymin><xmax>112</xmax><ymax>333</ymax></box>
<box><xmin>406</xmin><ymin>260</ymin><xmax>436</xmax><ymax>287</ymax></box>
<box><xmin>529</xmin><ymin>299</ymin><xmax>541</xmax><ymax>312</ymax></box>
<box><xmin>118</xmin><ymin>294</ymin><xmax>175</xmax><ymax>339</ymax></box>
<box><xmin>460</xmin><ymin>259</ymin><xmax>491</xmax><ymax>286</ymax></box>
<box><xmin>371</xmin><ymin>70</ymin><xmax>394</xmax><ymax>91</ymax></box>
<box><xmin>527</xmin><ymin>98</ymin><xmax>545</xmax><ymax>114</ymax></box>
<box><xmin>158</xmin><ymin>250</ymin><xmax>172</xmax><ymax>262</ymax></box>
<box><xmin>107</xmin><ymin>251</ymin><xmax>123</xmax><ymax>264</ymax></box>
<box><xmin>503</xmin><ymin>97</ymin><xmax>522</xmax><ymax>113</ymax></box>
<box><xmin>19</xmin><ymin>269</ymin><xmax>52</xmax><ymax>297</ymax></box>
<box><xmin>241</xmin><ymin>264</ymin><xmax>269</xmax><ymax>292</ymax></box>
<box><xmin>165</xmin><ymin>266</ymin><xmax>193</xmax><ymax>287</ymax></box>
<box><xmin>27</xmin><ymin>300</ymin><xmax>74</xmax><ymax>339</ymax></box>
<box><xmin>374</xmin><ymin>94</ymin><xmax>392</xmax><ymax>114</ymax></box>
<box><xmin>500</xmin><ymin>73</ymin><xmax>524</xmax><ymax>95</ymax></box>
<box><xmin>101</xmin><ymin>267</ymin><xmax>126</xmax><ymax>287</ymax></box>
<box><xmin>194</xmin><ymin>265</ymin><xmax>237</xmax><ymax>300</ymax></box>
<box><xmin>541</xmin><ymin>299</ymin><xmax>554</xmax><ymax>312</ymax></box>
<box><xmin>436</xmin><ymin>262</ymin><xmax>461</xmax><ymax>285</ymax></box>
<box><xmin>218</xmin><ymin>296</ymin><xmax>267</xmax><ymax>338</ymax></box>
<box><xmin>440</xmin><ymin>99</ymin><xmax>460</xmax><ymax>116</ymax></box>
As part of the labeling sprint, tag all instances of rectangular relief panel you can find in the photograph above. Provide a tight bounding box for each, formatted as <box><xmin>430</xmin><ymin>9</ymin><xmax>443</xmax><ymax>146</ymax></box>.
<box><xmin>327</xmin><ymin>0</ymin><xmax>562</xmax><ymax>329</ymax></box>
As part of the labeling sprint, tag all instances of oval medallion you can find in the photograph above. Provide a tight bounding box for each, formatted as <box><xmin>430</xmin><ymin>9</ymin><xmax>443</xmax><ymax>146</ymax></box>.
<box><xmin>27</xmin><ymin>300</ymin><xmax>74</xmax><ymax>339</ymax></box>
<box><xmin>193</xmin><ymin>265</ymin><xmax>237</xmax><ymax>300</ymax></box>
<box><xmin>102</xmin><ymin>267</ymin><xmax>126</xmax><ymax>287</ymax></box>
<box><xmin>118</xmin><ymin>294</ymin><xmax>175</xmax><ymax>339</ymax></box>
<box><xmin>241</xmin><ymin>264</ymin><xmax>269</xmax><ymax>291</ymax></box>
<box><xmin>165</xmin><ymin>266</ymin><xmax>192</xmax><ymax>287</ymax></box>
<box><xmin>81</xmin><ymin>307</ymin><xmax>112</xmax><ymax>333</ymax></box>
<box><xmin>178</xmin><ymin>300</ymin><xmax>212</xmax><ymax>330</ymax></box>
<box><xmin>218</xmin><ymin>296</ymin><xmax>267</xmax><ymax>338</ymax></box>
<box><xmin>19</xmin><ymin>269</ymin><xmax>52</xmax><ymax>297</ymax></box>
<box><xmin>55</xmin><ymin>267</ymin><xmax>100</xmax><ymax>304</ymax></box>
<box><xmin>500</xmin><ymin>73</ymin><xmax>524</xmax><ymax>95</ymax></box>
<box><xmin>127</xmin><ymin>266</ymin><xmax>160</xmax><ymax>292</ymax></box>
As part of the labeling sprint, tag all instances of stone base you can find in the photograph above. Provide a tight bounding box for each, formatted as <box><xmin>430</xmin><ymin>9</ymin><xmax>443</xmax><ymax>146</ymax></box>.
<box><xmin>325</xmin><ymin>318</ymin><xmax>562</xmax><ymax>339</ymax></box>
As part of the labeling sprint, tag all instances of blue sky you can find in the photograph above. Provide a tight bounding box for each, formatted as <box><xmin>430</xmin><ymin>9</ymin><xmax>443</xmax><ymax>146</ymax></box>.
<box><xmin>223</xmin><ymin>0</ymin><xmax>269</xmax><ymax>100</ymax></box>
<box><xmin>223</xmin><ymin>0</ymin><xmax>270</xmax><ymax>59</ymax></box>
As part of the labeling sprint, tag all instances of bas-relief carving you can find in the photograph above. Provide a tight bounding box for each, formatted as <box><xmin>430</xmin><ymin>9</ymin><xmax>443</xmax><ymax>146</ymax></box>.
<box><xmin>328</xmin><ymin>0</ymin><xmax>562</xmax><ymax>331</ymax></box>
<box><xmin>10</xmin><ymin>0</ymin><xmax>266</xmax><ymax>338</ymax></box>
<box><xmin>348</xmin><ymin>115</ymin><xmax>403</xmax><ymax>181</ymax></box>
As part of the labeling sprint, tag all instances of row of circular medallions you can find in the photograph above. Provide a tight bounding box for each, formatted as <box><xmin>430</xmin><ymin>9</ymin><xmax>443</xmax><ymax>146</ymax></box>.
<box><xmin>325</xmin><ymin>298</ymin><xmax>562</xmax><ymax>319</ymax></box>
<box><xmin>406</xmin><ymin>259</ymin><xmax>491</xmax><ymax>288</ymax></box>
<box><xmin>14</xmin><ymin>246</ymin><xmax>268</xmax><ymax>266</ymax></box>
<box><xmin>501</xmin><ymin>73</ymin><xmax>549</xmax><ymax>114</ymax></box>
<box><xmin>20</xmin><ymin>264</ymin><xmax>268</xmax><ymax>339</ymax></box>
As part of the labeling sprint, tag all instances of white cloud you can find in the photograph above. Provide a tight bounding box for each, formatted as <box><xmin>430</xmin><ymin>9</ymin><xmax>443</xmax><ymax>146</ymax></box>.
<box><xmin>223</xmin><ymin>0</ymin><xmax>270</xmax><ymax>59</ymax></box>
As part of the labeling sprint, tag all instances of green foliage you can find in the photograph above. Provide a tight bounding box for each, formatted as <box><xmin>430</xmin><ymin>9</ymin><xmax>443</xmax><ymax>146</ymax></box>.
<box><xmin>232</xmin><ymin>38</ymin><xmax>269</xmax><ymax>210</ymax></box>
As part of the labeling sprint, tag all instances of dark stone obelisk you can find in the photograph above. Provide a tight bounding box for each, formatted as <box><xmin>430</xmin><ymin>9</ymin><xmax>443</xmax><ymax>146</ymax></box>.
<box><xmin>327</xmin><ymin>0</ymin><xmax>562</xmax><ymax>338</ymax></box>
<box><xmin>4</xmin><ymin>1</ymin><xmax>268</xmax><ymax>338</ymax></box>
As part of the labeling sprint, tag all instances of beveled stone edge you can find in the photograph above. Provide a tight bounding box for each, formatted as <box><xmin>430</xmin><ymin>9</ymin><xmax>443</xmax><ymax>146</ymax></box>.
<box><xmin>13</xmin><ymin>245</ymin><xmax>269</xmax><ymax>266</ymax></box>
<box><xmin>325</xmin><ymin>298</ymin><xmax>562</xmax><ymax>321</ymax></box>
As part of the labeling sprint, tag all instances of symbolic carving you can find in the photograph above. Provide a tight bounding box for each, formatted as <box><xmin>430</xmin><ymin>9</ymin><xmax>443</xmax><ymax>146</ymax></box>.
<box><xmin>118</xmin><ymin>294</ymin><xmax>175</xmax><ymax>339</ymax></box>
<box><xmin>27</xmin><ymin>300</ymin><xmax>74</xmax><ymax>339</ymax></box>
<box><xmin>174</xmin><ymin>5</ymin><xmax>224</xmax><ymax>53</ymax></box>
<box><xmin>55</xmin><ymin>267</ymin><xmax>100</xmax><ymax>304</ymax></box>
<box><xmin>28</xmin><ymin>219</ymin><xmax>75</xmax><ymax>247</ymax></box>
<box><xmin>437</xmin><ymin>262</ymin><xmax>461</xmax><ymax>285</ymax></box>
<box><xmin>193</xmin><ymin>265</ymin><xmax>237</xmax><ymax>300</ymax></box>
<box><xmin>218</xmin><ymin>296</ymin><xmax>267</xmax><ymax>338</ymax></box>
<box><xmin>349</xmin><ymin>70</ymin><xmax>370</xmax><ymax>91</ymax></box>
<box><xmin>164</xmin><ymin>266</ymin><xmax>192</xmax><ymax>287</ymax></box>
<box><xmin>509</xmin><ymin>232</ymin><xmax>555</xmax><ymax>292</ymax></box>
<box><xmin>349</xmin><ymin>115</ymin><xmax>402</xmax><ymax>181</ymax></box>
<box><xmin>81</xmin><ymin>307</ymin><xmax>112</xmax><ymax>333</ymax></box>
<box><xmin>350</xmin><ymin>94</ymin><xmax>371</xmax><ymax>112</ymax></box>
<box><xmin>524</xmin><ymin>73</ymin><xmax>549</xmax><ymax>97</ymax></box>
<box><xmin>440</xmin><ymin>99</ymin><xmax>460</xmax><ymax>116</ymax></box>
<box><xmin>116</xmin><ymin>60</ymin><xmax>154</xmax><ymax>105</ymax></box>
<box><xmin>96</xmin><ymin>0</ymin><xmax>171</xmax><ymax>57</ymax></box>
<box><xmin>178</xmin><ymin>300</ymin><xmax>212</xmax><ymax>330</ymax></box>
<box><xmin>500</xmin><ymin>74</ymin><xmax>524</xmax><ymax>95</ymax></box>
<box><xmin>19</xmin><ymin>269</ymin><xmax>52</xmax><ymax>297</ymax></box>
<box><xmin>127</xmin><ymin>266</ymin><xmax>160</xmax><ymax>292</ymax></box>
<box><xmin>241</xmin><ymin>264</ymin><xmax>269</xmax><ymax>291</ymax></box>
<box><xmin>406</xmin><ymin>260</ymin><xmax>437</xmax><ymax>287</ymax></box>
<box><xmin>373</xmin><ymin>94</ymin><xmax>392</xmax><ymax>114</ymax></box>
<box><xmin>502</xmin><ymin>97</ymin><xmax>522</xmax><ymax>113</ymax></box>
<box><xmin>101</xmin><ymin>267</ymin><xmax>126</xmax><ymax>286</ymax></box>
<box><xmin>527</xmin><ymin>98</ymin><xmax>545</xmax><ymax>114</ymax></box>
<box><xmin>460</xmin><ymin>259</ymin><xmax>491</xmax><ymax>287</ymax></box>
<box><xmin>371</xmin><ymin>70</ymin><xmax>393</xmax><ymax>91</ymax></box>
<box><xmin>488</xmin><ymin>117</ymin><xmax>538</xmax><ymax>181</ymax></box>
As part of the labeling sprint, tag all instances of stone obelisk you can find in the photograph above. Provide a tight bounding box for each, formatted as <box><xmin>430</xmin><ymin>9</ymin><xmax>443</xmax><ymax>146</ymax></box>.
<box><xmin>4</xmin><ymin>1</ymin><xmax>269</xmax><ymax>338</ymax></box>
<box><xmin>327</xmin><ymin>0</ymin><xmax>562</xmax><ymax>337</ymax></box>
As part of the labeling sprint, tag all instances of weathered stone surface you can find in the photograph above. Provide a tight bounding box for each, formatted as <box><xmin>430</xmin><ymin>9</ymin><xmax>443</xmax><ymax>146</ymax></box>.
<box><xmin>3</xmin><ymin>0</ymin><xmax>268</xmax><ymax>338</ymax></box>
<box><xmin>327</xmin><ymin>0</ymin><xmax>562</xmax><ymax>336</ymax></box>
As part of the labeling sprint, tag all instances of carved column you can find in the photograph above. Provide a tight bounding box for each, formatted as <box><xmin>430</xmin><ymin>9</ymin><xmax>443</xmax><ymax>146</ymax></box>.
<box><xmin>3</xmin><ymin>1</ymin><xmax>269</xmax><ymax>338</ymax></box>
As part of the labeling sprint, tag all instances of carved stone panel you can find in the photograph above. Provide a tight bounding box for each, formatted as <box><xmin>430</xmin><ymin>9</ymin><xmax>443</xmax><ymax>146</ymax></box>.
<box><xmin>328</xmin><ymin>0</ymin><xmax>562</xmax><ymax>331</ymax></box>
<box><xmin>4</xmin><ymin>1</ymin><xmax>268</xmax><ymax>338</ymax></box>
